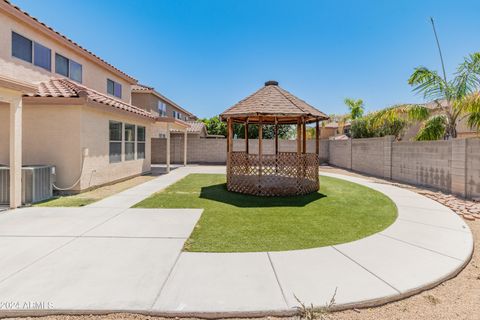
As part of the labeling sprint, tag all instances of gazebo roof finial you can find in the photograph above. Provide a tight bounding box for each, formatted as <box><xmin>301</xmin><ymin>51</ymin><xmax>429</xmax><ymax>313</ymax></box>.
<box><xmin>264</xmin><ymin>80</ymin><xmax>279</xmax><ymax>86</ymax></box>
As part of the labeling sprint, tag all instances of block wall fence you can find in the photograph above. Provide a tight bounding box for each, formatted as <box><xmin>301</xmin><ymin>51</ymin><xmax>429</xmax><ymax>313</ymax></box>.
<box><xmin>152</xmin><ymin>135</ymin><xmax>480</xmax><ymax>199</ymax></box>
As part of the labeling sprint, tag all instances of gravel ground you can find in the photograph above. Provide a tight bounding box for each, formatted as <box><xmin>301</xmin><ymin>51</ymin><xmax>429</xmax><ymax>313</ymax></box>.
<box><xmin>5</xmin><ymin>166</ymin><xmax>479</xmax><ymax>320</ymax></box>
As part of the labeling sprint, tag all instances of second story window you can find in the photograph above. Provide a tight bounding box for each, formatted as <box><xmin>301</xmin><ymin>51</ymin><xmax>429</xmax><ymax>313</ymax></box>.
<box><xmin>158</xmin><ymin>101</ymin><xmax>167</xmax><ymax>117</ymax></box>
<box><xmin>12</xmin><ymin>32</ymin><xmax>32</xmax><ymax>63</ymax></box>
<box><xmin>33</xmin><ymin>42</ymin><xmax>51</xmax><ymax>71</ymax></box>
<box><xmin>12</xmin><ymin>32</ymin><xmax>51</xmax><ymax>71</ymax></box>
<box><xmin>173</xmin><ymin>110</ymin><xmax>182</xmax><ymax>120</ymax></box>
<box><xmin>55</xmin><ymin>53</ymin><xmax>82</xmax><ymax>82</ymax></box>
<box><xmin>107</xmin><ymin>79</ymin><xmax>122</xmax><ymax>99</ymax></box>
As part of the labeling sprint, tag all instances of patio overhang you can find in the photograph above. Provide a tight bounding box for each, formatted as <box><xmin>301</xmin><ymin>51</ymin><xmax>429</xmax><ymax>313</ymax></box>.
<box><xmin>155</xmin><ymin>117</ymin><xmax>190</xmax><ymax>172</ymax></box>
<box><xmin>0</xmin><ymin>76</ymin><xmax>36</xmax><ymax>209</ymax></box>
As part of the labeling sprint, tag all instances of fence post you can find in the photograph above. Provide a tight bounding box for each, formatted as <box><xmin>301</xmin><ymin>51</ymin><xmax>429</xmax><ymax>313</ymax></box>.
<box><xmin>347</xmin><ymin>139</ymin><xmax>353</xmax><ymax>170</ymax></box>
<box><xmin>451</xmin><ymin>138</ymin><xmax>467</xmax><ymax>198</ymax></box>
<box><xmin>383</xmin><ymin>135</ymin><xmax>394</xmax><ymax>180</ymax></box>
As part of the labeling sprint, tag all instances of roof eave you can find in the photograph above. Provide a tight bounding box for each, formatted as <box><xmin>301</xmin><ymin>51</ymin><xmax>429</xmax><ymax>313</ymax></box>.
<box><xmin>155</xmin><ymin>117</ymin><xmax>190</xmax><ymax>128</ymax></box>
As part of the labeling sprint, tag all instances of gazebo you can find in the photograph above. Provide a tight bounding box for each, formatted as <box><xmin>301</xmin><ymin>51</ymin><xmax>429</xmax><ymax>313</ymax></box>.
<box><xmin>220</xmin><ymin>81</ymin><xmax>329</xmax><ymax>196</ymax></box>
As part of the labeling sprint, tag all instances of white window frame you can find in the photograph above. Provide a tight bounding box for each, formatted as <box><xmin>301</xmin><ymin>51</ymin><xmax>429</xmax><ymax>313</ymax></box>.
<box><xmin>109</xmin><ymin>121</ymin><xmax>123</xmax><ymax>163</ymax></box>
<box><xmin>137</xmin><ymin>126</ymin><xmax>146</xmax><ymax>160</ymax></box>
<box><xmin>158</xmin><ymin>101</ymin><xmax>167</xmax><ymax>117</ymax></box>
<box><xmin>173</xmin><ymin>110</ymin><xmax>182</xmax><ymax>120</ymax></box>
<box><xmin>124</xmin><ymin>123</ymin><xmax>136</xmax><ymax>161</ymax></box>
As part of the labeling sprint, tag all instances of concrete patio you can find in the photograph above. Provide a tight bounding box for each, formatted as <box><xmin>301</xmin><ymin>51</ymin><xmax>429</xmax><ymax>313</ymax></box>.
<box><xmin>0</xmin><ymin>166</ymin><xmax>473</xmax><ymax>317</ymax></box>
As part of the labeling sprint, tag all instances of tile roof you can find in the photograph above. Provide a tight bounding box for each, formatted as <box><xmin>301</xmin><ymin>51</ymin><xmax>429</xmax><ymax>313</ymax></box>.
<box><xmin>132</xmin><ymin>84</ymin><xmax>154</xmax><ymax>91</ymax></box>
<box><xmin>221</xmin><ymin>81</ymin><xmax>329</xmax><ymax>121</ymax></box>
<box><xmin>25</xmin><ymin>78</ymin><xmax>155</xmax><ymax>119</ymax></box>
<box><xmin>324</xmin><ymin>121</ymin><xmax>351</xmax><ymax>128</ymax></box>
<box><xmin>2</xmin><ymin>0</ymin><xmax>137</xmax><ymax>83</ymax></box>
<box><xmin>132</xmin><ymin>83</ymin><xmax>196</xmax><ymax>118</ymax></box>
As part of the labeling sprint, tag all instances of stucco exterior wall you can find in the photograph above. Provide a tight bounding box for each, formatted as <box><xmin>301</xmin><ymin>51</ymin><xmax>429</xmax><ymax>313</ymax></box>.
<box><xmin>5</xmin><ymin>104</ymin><xmax>83</xmax><ymax>189</ymax></box>
<box><xmin>77</xmin><ymin>106</ymin><xmax>152</xmax><ymax>191</ymax></box>
<box><xmin>0</xmin><ymin>11</ymin><xmax>132</xmax><ymax>102</ymax></box>
<box><xmin>0</xmin><ymin>103</ymin><xmax>9</xmax><ymax>165</ymax></box>
<box><xmin>0</xmin><ymin>102</ymin><xmax>153</xmax><ymax>193</ymax></box>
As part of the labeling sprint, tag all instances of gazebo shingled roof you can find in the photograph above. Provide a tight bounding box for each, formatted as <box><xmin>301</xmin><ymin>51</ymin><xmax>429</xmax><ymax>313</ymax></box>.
<box><xmin>220</xmin><ymin>81</ymin><xmax>329</xmax><ymax>123</ymax></box>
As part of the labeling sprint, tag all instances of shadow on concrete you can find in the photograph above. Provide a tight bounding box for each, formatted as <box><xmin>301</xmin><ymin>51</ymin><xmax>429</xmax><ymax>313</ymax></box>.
<box><xmin>150</xmin><ymin>165</ymin><xmax>181</xmax><ymax>176</ymax></box>
<box><xmin>199</xmin><ymin>183</ymin><xmax>325</xmax><ymax>208</ymax></box>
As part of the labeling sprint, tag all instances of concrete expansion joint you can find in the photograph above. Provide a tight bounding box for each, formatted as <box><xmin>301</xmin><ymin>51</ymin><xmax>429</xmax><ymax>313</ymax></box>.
<box><xmin>378</xmin><ymin>233</ymin><xmax>464</xmax><ymax>262</ymax></box>
<box><xmin>267</xmin><ymin>252</ymin><xmax>290</xmax><ymax>308</ymax></box>
<box><xmin>331</xmin><ymin>246</ymin><xmax>401</xmax><ymax>295</ymax></box>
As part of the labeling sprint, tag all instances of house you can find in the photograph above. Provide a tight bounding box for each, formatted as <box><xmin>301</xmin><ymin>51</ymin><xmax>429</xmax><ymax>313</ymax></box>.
<box><xmin>401</xmin><ymin>100</ymin><xmax>478</xmax><ymax>140</ymax></box>
<box><xmin>0</xmin><ymin>0</ymin><xmax>192</xmax><ymax>208</ymax></box>
<box><xmin>131</xmin><ymin>84</ymin><xmax>197</xmax><ymax>126</ymax></box>
<box><xmin>171</xmin><ymin>121</ymin><xmax>224</xmax><ymax>139</ymax></box>
<box><xmin>319</xmin><ymin>121</ymin><xmax>351</xmax><ymax>139</ymax></box>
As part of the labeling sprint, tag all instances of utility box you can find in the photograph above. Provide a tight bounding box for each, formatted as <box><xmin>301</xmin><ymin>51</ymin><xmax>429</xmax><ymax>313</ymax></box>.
<box><xmin>0</xmin><ymin>165</ymin><xmax>56</xmax><ymax>205</ymax></box>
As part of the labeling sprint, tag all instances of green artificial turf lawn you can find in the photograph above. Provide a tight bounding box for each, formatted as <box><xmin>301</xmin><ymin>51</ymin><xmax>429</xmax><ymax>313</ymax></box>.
<box><xmin>134</xmin><ymin>174</ymin><xmax>397</xmax><ymax>252</ymax></box>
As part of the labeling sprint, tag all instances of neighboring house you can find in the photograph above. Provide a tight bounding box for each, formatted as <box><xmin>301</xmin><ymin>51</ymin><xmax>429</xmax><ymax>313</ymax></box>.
<box><xmin>131</xmin><ymin>84</ymin><xmax>197</xmax><ymax>124</ymax></box>
<box><xmin>401</xmin><ymin>100</ymin><xmax>478</xmax><ymax>140</ymax></box>
<box><xmin>171</xmin><ymin>121</ymin><xmax>225</xmax><ymax>139</ymax></box>
<box><xmin>320</xmin><ymin>122</ymin><xmax>351</xmax><ymax>140</ymax></box>
<box><xmin>0</xmin><ymin>0</ymin><xmax>189</xmax><ymax>207</ymax></box>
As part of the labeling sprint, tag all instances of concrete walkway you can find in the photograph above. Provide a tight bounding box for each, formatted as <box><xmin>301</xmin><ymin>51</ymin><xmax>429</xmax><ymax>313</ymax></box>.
<box><xmin>0</xmin><ymin>166</ymin><xmax>473</xmax><ymax>317</ymax></box>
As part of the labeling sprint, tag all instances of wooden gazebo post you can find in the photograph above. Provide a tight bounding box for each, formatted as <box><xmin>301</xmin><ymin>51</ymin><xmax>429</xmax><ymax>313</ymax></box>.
<box><xmin>296</xmin><ymin>118</ymin><xmax>301</xmax><ymax>155</ymax></box>
<box><xmin>315</xmin><ymin>119</ymin><xmax>320</xmax><ymax>156</ymax></box>
<box><xmin>227</xmin><ymin>118</ymin><xmax>233</xmax><ymax>178</ymax></box>
<box><xmin>274</xmin><ymin>117</ymin><xmax>279</xmax><ymax>155</ymax></box>
<box><xmin>245</xmin><ymin>120</ymin><xmax>249</xmax><ymax>153</ymax></box>
<box><xmin>302</xmin><ymin>117</ymin><xmax>307</xmax><ymax>154</ymax></box>
<box><xmin>274</xmin><ymin>117</ymin><xmax>279</xmax><ymax>173</ymax></box>
<box><xmin>258</xmin><ymin>116</ymin><xmax>263</xmax><ymax>175</ymax></box>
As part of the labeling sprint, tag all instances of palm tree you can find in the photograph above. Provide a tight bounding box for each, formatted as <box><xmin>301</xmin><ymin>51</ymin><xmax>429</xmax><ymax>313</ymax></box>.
<box><xmin>372</xmin><ymin>52</ymin><xmax>480</xmax><ymax>140</ymax></box>
<box><xmin>344</xmin><ymin>98</ymin><xmax>365</xmax><ymax>120</ymax></box>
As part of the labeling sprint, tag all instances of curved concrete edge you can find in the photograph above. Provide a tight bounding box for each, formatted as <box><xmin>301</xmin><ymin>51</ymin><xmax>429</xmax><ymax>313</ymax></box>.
<box><xmin>0</xmin><ymin>251</ymin><xmax>471</xmax><ymax>320</ymax></box>
<box><xmin>0</xmin><ymin>171</ymin><xmax>474</xmax><ymax>319</ymax></box>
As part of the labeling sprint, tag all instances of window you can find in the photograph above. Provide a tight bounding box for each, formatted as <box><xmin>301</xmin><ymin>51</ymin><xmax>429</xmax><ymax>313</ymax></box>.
<box><xmin>137</xmin><ymin>126</ymin><xmax>146</xmax><ymax>159</ymax></box>
<box><xmin>158</xmin><ymin>101</ymin><xmax>167</xmax><ymax>117</ymax></box>
<box><xmin>173</xmin><ymin>110</ymin><xmax>182</xmax><ymax>120</ymax></box>
<box><xmin>107</xmin><ymin>79</ymin><xmax>122</xmax><ymax>98</ymax></box>
<box><xmin>109</xmin><ymin>121</ymin><xmax>122</xmax><ymax>163</ymax></box>
<box><xmin>55</xmin><ymin>54</ymin><xmax>69</xmax><ymax>77</ymax></box>
<box><xmin>12</xmin><ymin>32</ymin><xmax>51</xmax><ymax>71</ymax></box>
<box><xmin>12</xmin><ymin>32</ymin><xmax>32</xmax><ymax>63</ymax></box>
<box><xmin>33</xmin><ymin>42</ymin><xmax>51</xmax><ymax>71</ymax></box>
<box><xmin>69</xmin><ymin>60</ymin><xmax>82</xmax><ymax>82</ymax></box>
<box><xmin>124</xmin><ymin>123</ymin><xmax>135</xmax><ymax>161</ymax></box>
<box><xmin>55</xmin><ymin>53</ymin><xmax>82</xmax><ymax>82</ymax></box>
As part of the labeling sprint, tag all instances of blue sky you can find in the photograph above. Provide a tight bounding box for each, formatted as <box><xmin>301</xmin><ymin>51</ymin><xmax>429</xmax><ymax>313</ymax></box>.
<box><xmin>12</xmin><ymin>0</ymin><xmax>480</xmax><ymax>118</ymax></box>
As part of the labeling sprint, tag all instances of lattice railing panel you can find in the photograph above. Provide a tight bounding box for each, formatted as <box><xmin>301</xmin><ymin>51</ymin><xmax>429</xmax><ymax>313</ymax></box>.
<box><xmin>227</xmin><ymin>151</ymin><xmax>319</xmax><ymax>196</ymax></box>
